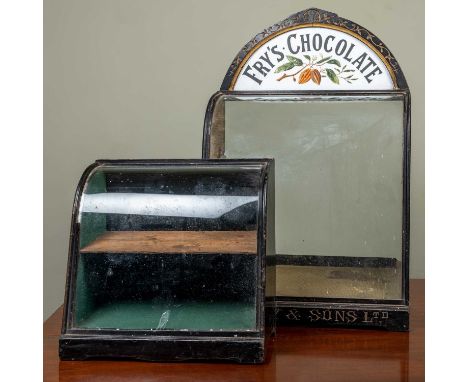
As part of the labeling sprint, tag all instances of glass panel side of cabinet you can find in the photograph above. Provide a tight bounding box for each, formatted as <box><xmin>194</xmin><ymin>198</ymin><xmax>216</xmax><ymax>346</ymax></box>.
<box><xmin>74</xmin><ymin>165</ymin><xmax>262</xmax><ymax>331</ymax></box>
<box><xmin>223</xmin><ymin>98</ymin><xmax>404</xmax><ymax>301</ymax></box>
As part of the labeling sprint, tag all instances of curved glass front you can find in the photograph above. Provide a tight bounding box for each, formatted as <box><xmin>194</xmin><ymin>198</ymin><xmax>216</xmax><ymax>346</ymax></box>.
<box><xmin>73</xmin><ymin>164</ymin><xmax>262</xmax><ymax>331</ymax></box>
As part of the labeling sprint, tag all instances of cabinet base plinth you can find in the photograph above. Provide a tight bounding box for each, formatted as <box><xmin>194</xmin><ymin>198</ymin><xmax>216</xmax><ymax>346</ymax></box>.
<box><xmin>59</xmin><ymin>335</ymin><xmax>265</xmax><ymax>363</ymax></box>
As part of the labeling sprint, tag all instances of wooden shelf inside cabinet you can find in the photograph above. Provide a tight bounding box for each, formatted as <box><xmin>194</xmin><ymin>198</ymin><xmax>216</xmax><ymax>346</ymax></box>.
<box><xmin>80</xmin><ymin>230</ymin><xmax>258</xmax><ymax>254</ymax></box>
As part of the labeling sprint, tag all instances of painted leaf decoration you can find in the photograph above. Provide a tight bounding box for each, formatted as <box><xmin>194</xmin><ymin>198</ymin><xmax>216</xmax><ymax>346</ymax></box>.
<box><xmin>286</xmin><ymin>55</ymin><xmax>303</xmax><ymax>66</ymax></box>
<box><xmin>274</xmin><ymin>62</ymin><xmax>295</xmax><ymax>73</ymax></box>
<box><xmin>316</xmin><ymin>56</ymin><xmax>331</xmax><ymax>64</ymax></box>
<box><xmin>326</xmin><ymin>69</ymin><xmax>339</xmax><ymax>84</ymax></box>
<box><xmin>327</xmin><ymin>59</ymin><xmax>341</xmax><ymax>67</ymax></box>
<box><xmin>304</xmin><ymin>54</ymin><xmax>311</xmax><ymax>61</ymax></box>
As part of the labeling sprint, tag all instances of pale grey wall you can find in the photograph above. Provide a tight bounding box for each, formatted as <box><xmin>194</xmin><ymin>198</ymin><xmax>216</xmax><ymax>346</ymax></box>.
<box><xmin>44</xmin><ymin>0</ymin><xmax>424</xmax><ymax>319</ymax></box>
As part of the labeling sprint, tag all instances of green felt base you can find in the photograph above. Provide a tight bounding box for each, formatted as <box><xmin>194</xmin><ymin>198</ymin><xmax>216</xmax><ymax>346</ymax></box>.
<box><xmin>77</xmin><ymin>300</ymin><xmax>256</xmax><ymax>331</ymax></box>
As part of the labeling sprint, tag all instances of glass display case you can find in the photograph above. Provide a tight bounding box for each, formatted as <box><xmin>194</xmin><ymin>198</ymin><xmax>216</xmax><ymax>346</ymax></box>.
<box><xmin>203</xmin><ymin>7</ymin><xmax>411</xmax><ymax>331</ymax></box>
<box><xmin>60</xmin><ymin>159</ymin><xmax>275</xmax><ymax>363</ymax></box>
<box><xmin>204</xmin><ymin>92</ymin><xmax>410</xmax><ymax>330</ymax></box>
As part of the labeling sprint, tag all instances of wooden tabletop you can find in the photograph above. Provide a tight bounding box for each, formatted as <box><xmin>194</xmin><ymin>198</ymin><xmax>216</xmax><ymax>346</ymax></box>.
<box><xmin>44</xmin><ymin>280</ymin><xmax>424</xmax><ymax>382</ymax></box>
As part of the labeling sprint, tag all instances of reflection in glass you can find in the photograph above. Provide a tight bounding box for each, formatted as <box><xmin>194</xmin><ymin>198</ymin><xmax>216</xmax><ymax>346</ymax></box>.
<box><xmin>74</xmin><ymin>165</ymin><xmax>261</xmax><ymax>331</ymax></box>
<box><xmin>217</xmin><ymin>97</ymin><xmax>404</xmax><ymax>300</ymax></box>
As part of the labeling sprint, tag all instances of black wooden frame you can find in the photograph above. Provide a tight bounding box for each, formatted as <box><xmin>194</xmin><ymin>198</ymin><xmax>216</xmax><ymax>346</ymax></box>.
<box><xmin>60</xmin><ymin>159</ymin><xmax>275</xmax><ymax>363</ymax></box>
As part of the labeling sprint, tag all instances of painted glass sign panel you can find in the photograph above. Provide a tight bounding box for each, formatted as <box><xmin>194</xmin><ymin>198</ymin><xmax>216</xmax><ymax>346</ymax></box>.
<box><xmin>232</xmin><ymin>26</ymin><xmax>395</xmax><ymax>91</ymax></box>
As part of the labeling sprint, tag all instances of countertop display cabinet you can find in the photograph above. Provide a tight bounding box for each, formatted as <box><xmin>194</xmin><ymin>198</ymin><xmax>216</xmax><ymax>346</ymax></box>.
<box><xmin>203</xmin><ymin>7</ymin><xmax>411</xmax><ymax>330</ymax></box>
<box><xmin>60</xmin><ymin>159</ymin><xmax>275</xmax><ymax>363</ymax></box>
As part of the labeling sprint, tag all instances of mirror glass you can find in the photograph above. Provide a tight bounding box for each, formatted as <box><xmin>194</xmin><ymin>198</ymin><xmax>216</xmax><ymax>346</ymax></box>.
<box><xmin>211</xmin><ymin>95</ymin><xmax>405</xmax><ymax>301</ymax></box>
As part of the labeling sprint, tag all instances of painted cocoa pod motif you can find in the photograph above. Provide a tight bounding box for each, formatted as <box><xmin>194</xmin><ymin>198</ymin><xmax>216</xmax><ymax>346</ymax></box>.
<box><xmin>298</xmin><ymin>68</ymin><xmax>313</xmax><ymax>84</ymax></box>
<box><xmin>275</xmin><ymin>54</ymin><xmax>358</xmax><ymax>85</ymax></box>
<box><xmin>311</xmin><ymin>69</ymin><xmax>321</xmax><ymax>85</ymax></box>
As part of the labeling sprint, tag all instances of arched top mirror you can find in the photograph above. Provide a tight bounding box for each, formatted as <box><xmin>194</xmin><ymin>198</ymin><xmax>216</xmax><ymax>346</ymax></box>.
<box><xmin>204</xmin><ymin>8</ymin><xmax>410</xmax><ymax>331</ymax></box>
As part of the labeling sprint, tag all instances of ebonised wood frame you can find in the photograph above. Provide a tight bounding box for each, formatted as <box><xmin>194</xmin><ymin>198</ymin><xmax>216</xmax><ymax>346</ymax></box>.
<box><xmin>60</xmin><ymin>159</ymin><xmax>275</xmax><ymax>363</ymax></box>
